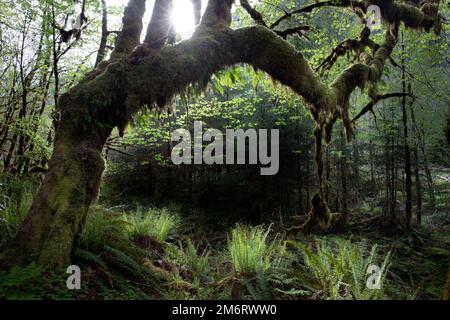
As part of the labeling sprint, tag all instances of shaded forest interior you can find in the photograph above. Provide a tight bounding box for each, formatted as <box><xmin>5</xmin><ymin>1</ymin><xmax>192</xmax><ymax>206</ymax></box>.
<box><xmin>0</xmin><ymin>0</ymin><xmax>449</xmax><ymax>300</ymax></box>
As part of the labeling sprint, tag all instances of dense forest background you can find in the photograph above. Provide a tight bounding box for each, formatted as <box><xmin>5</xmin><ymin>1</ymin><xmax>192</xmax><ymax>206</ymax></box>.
<box><xmin>0</xmin><ymin>0</ymin><xmax>449</xmax><ymax>300</ymax></box>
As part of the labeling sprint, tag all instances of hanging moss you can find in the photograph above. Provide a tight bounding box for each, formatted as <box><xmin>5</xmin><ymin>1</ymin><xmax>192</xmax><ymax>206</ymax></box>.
<box><xmin>366</xmin><ymin>0</ymin><xmax>442</xmax><ymax>35</ymax></box>
<box><xmin>324</xmin><ymin>112</ymin><xmax>339</xmax><ymax>144</ymax></box>
<box><xmin>317</xmin><ymin>27</ymin><xmax>374</xmax><ymax>76</ymax></box>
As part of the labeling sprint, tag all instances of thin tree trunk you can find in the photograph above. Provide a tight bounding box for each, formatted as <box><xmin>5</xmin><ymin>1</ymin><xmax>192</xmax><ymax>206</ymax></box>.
<box><xmin>296</xmin><ymin>114</ymin><xmax>303</xmax><ymax>213</ymax></box>
<box><xmin>417</xmin><ymin>122</ymin><xmax>436</xmax><ymax>211</ymax></box>
<box><xmin>351</xmin><ymin>136</ymin><xmax>361</xmax><ymax>197</ymax></box>
<box><xmin>339</xmin><ymin>130</ymin><xmax>349</xmax><ymax>217</ymax></box>
<box><xmin>409</xmin><ymin>93</ymin><xmax>422</xmax><ymax>225</ymax></box>
<box><xmin>401</xmin><ymin>32</ymin><xmax>412</xmax><ymax>227</ymax></box>
<box><xmin>369</xmin><ymin>116</ymin><xmax>375</xmax><ymax>187</ymax></box>
<box><xmin>325</xmin><ymin>146</ymin><xmax>331</xmax><ymax>203</ymax></box>
<box><xmin>95</xmin><ymin>0</ymin><xmax>109</xmax><ymax>67</ymax></box>
<box><xmin>412</xmin><ymin>139</ymin><xmax>422</xmax><ymax>225</ymax></box>
<box><xmin>306</xmin><ymin>146</ymin><xmax>310</xmax><ymax>213</ymax></box>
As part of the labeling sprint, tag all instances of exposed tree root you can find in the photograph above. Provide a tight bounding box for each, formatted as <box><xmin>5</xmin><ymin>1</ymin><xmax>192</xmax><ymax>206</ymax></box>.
<box><xmin>298</xmin><ymin>193</ymin><xmax>342</xmax><ymax>234</ymax></box>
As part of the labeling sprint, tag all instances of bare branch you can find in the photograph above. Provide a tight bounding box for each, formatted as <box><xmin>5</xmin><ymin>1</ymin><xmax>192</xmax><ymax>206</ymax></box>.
<box><xmin>352</xmin><ymin>92</ymin><xmax>416</xmax><ymax>122</ymax></box>
<box><xmin>275</xmin><ymin>26</ymin><xmax>311</xmax><ymax>40</ymax></box>
<box><xmin>240</xmin><ymin>0</ymin><xmax>268</xmax><ymax>27</ymax></box>
<box><xmin>270</xmin><ymin>0</ymin><xmax>364</xmax><ymax>29</ymax></box>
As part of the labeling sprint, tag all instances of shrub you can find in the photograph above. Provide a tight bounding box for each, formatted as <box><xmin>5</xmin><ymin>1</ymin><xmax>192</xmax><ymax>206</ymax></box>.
<box><xmin>228</xmin><ymin>224</ymin><xmax>284</xmax><ymax>276</ymax></box>
<box><xmin>126</xmin><ymin>208</ymin><xmax>179</xmax><ymax>243</ymax></box>
<box><xmin>181</xmin><ymin>239</ymin><xmax>211</xmax><ymax>283</ymax></box>
<box><xmin>289</xmin><ymin>237</ymin><xmax>391</xmax><ymax>300</ymax></box>
<box><xmin>78</xmin><ymin>206</ymin><xmax>130</xmax><ymax>251</ymax></box>
<box><xmin>0</xmin><ymin>263</ymin><xmax>73</xmax><ymax>300</ymax></box>
<box><xmin>0</xmin><ymin>175</ymin><xmax>36</xmax><ymax>240</ymax></box>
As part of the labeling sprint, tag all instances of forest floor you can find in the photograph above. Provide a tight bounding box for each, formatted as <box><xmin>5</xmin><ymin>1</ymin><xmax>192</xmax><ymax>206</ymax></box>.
<box><xmin>0</xmin><ymin>171</ymin><xmax>449</xmax><ymax>300</ymax></box>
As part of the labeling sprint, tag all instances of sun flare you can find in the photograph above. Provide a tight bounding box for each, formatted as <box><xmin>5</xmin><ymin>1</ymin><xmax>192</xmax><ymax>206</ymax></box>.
<box><xmin>171</xmin><ymin>0</ymin><xmax>196</xmax><ymax>39</ymax></box>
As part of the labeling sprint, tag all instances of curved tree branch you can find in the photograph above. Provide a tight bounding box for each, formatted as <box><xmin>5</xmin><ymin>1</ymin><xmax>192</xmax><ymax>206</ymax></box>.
<box><xmin>240</xmin><ymin>0</ymin><xmax>268</xmax><ymax>27</ymax></box>
<box><xmin>275</xmin><ymin>25</ymin><xmax>311</xmax><ymax>40</ymax></box>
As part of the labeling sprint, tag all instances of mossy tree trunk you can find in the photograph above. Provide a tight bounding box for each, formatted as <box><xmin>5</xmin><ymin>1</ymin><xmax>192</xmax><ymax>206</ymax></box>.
<box><xmin>2</xmin><ymin>0</ymin><xmax>443</xmax><ymax>266</ymax></box>
<box><xmin>9</xmin><ymin>110</ymin><xmax>110</xmax><ymax>266</ymax></box>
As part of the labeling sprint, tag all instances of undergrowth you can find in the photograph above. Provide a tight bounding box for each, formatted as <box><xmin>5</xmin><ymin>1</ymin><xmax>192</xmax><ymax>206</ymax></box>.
<box><xmin>288</xmin><ymin>238</ymin><xmax>392</xmax><ymax>299</ymax></box>
<box><xmin>0</xmin><ymin>200</ymin><xmax>447</xmax><ymax>300</ymax></box>
<box><xmin>0</xmin><ymin>174</ymin><xmax>36</xmax><ymax>242</ymax></box>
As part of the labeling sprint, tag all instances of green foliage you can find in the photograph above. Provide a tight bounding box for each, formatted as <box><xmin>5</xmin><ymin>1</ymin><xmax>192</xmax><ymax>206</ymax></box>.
<box><xmin>0</xmin><ymin>175</ymin><xmax>36</xmax><ymax>240</ymax></box>
<box><xmin>73</xmin><ymin>207</ymin><xmax>184</xmax><ymax>299</ymax></box>
<box><xmin>0</xmin><ymin>0</ymin><xmax>448</xmax><ymax>302</ymax></box>
<box><xmin>78</xmin><ymin>206</ymin><xmax>130</xmax><ymax>251</ymax></box>
<box><xmin>289</xmin><ymin>238</ymin><xmax>391</xmax><ymax>300</ymax></box>
<box><xmin>102</xmin><ymin>245</ymin><xmax>146</xmax><ymax>278</ymax></box>
<box><xmin>74</xmin><ymin>207</ymin><xmax>159</xmax><ymax>298</ymax></box>
<box><xmin>180</xmin><ymin>239</ymin><xmax>211</xmax><ymax>285</ymax></box>
<box><xmin>73</xmin><ymin>243</ymin><xmax>157</xmax><ymax>300</ymax></box>
<box><xmin>0</xmin><ymin>263</ymin><xmax>72</xmax><ymax>300</ymax></box>
<box><xmin>0</xmin><ymin>263</ymin><xmax>44</xmax><ymax>300</ymax></box>
<box><xmin>125</xmin><ymin>207</ymin><xmax>179</xmax><ymax>243</ymax></box>
<box><xmin>73</xmin><ymin>247</ymin><xmax>109</xmax><ymax>271</ymax></box>
<box><xmin>159</xmin><ymin>240</ymin><xmax>218</xmax><ymax>300</ymax></box>
<box><xmin>241</xmin><ymin>270</ymin><xmax>274</xmax><ymax>300</ymax></box>
<box><xmin>228</xmin><ymin>224</ymin><xmax>285</xmax><ymax>276</ymax></box>
<box><xmin>269</xmin><ymin>271</ymin><xmax>311</xmax><ymax>298</ymax></box>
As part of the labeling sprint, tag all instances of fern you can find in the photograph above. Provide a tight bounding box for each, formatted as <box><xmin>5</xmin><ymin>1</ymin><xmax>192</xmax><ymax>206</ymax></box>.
<box><xmin>126</xmin><ymin>207</ymin><xmax>179</xmax><ymax>243</ymax></box>
<box><xmin>244</xmin><ymin>270</ymin><xmax>272</xmax><ymax>300</ymax></box>
<box><xmin>288</xmin><ymin>238</ymin><xmax>392</xmax><ymax>300</ymax></box>
<box><xmin>181</xmin><ymin>239</ymin><xmax>211</xmax><ymax>283</ymax></box>
<box><xmin>0</xmin><ymin>175</ymin><xmax>35</xmax><ymax>239</ymax></box>
<box><xmin>103</xmin><ymin>245</ymin><xmax>144</xmax><ymax>278</ymax></box>
<box><xmin>228</xmin><ymin>224</ymin><xmax>285</xmax><ymax>276</ymax></box>
<box><xmin>73</xmin><ymin>247</ymin><xmax>109</xmax><ymax>270</ymax></box>
<box><xmin>79</xmin><ymin>207</ymin><xmax>129</xmax><ymax>250</ymax></box>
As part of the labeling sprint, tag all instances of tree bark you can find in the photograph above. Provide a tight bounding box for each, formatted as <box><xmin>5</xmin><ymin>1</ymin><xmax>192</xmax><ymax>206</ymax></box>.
<box><xmin>95</xmin><ymin>0</ymin><xmax>109</xmax><ymax>67</ymax></box>
<box><xmin>409</xmin><ymin>85</ymin><xmax>422</xmax><ymax>225</ymax></box>
<box><xmin>7</xmin><ymin>116</ymin><xmax>109</xmax><ymax>266</ymax></box>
